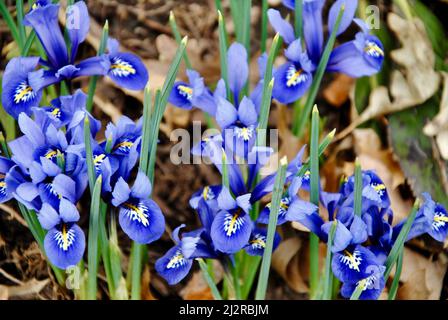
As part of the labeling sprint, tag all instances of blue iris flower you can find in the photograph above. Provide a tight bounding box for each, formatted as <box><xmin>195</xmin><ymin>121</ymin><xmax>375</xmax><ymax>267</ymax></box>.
<box><xmin>258</xmin><ymin>176</ymin><xmax>317</xmax><ymax>226</ymax></box>
<box><xmin>38</xmin><ymin>198</ymin><xmax>86</xmax><ymax>269</ymax></box>
<box><xmin>191</xmin><ymin>133</ymin><xmax>247</xmax><ymax>196</ymax></box>
<box><xmin>156</xmin><ymin>198</ymin><xmax>228</xmax><ymax>285</ymax></box>
<box><xmin>189</xmin><ymin>185</ymin><xmax>222</xmax><ymax>214</ymax></box>
<box><xmin>268</xmin><ymin>0</ymin><xmax>384</xmax><ymax>104</ymax></box>
<box><xmin>102</xmin><ymin>116</ymin><xmax>142</xmax><ymax>182</ymax></box>
<box><xmin>111</xmin><ymin>171</ymin><xmax>165</xmax><ymax>244</ymax></box>
<box><xmin>251</xmin><ymin>145</ymin><xmax>306</xmax><ymax>202</ymax></box>
<box><xmin>340</xmin><ymin>262</ymin><xmax>386</xmax><ymax>300</ymax></box>
<box><xmin>106</xmin><ymin>38</ymin><xmax>149</xmax><ymax>91</ymax></box>
<box><xmin>1</xmin><ymin>1</ymin><xmax>148</xmax><ymax>119</ymax></box>
<box><xmin>394</xmin><ymin>193</ymin><xmax>448</xmax><ymax>243</ymax></box>
<box><xmin>210</xmin><ymin>187</ymin><xmax>253</xmax><ymax>253</ymax></box>
<box><xmin>155</xmin><ymin>225</ymin><xmax>195</xmax><ymax>285</ymax></box>
<box><xmin>331</xmin><ymin>244</ymin><xmax>382</xmax><ymax>284</ymax></box>
<box><xmin>339</xmin><ymin>170</ymin><xmax>391</xmax><ymax>210</ymax></box>
<box><xmin>169</xmin><ymin>69</ymin><xmax>218</xmax><ymax>116</ymax></box>
<box><xmin>7</xmin><ymin>113</ymin><xmax>87</xmax><ymax>211</ymax></box>
<box><xmin>216</xmin><ymin>96</ymin><xmax>259</xmax><ymax>159</ymax></box>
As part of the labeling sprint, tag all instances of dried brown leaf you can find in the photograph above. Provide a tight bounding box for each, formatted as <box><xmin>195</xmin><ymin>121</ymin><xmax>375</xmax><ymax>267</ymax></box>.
<box><xmin>272</xmin><ymin>237</ymin><xmax>308</xmax><ymax>293</ymax></box>
<box><xmin>323</xmin><ymin>74</ymin><xmax>354</xmax><ymax>108</ymax></box>
<box><xmin>394</xmin><ymin>248</ymin><xmax>448</xmax><ymax>300</ymax></box>
<box><xmin>336</xmin><ymin>13</ymin><xmax>441</xmax><ymax>141</ymax></box>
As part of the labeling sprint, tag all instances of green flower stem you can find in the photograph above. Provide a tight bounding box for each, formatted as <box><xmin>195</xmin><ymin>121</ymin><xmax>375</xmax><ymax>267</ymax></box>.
<box><xmin>0</xmin><ymin>0</ymin><xmax>21</xmax><ymax>47</ymax></box>
<box><xmin>353</xmin><ymin>158</ymin><xmax>363</xmax><ymax>217</ymax></box>
<box><xmin>169</xmin><ymin>11</ymin><xmax>192</xmax><ymax>69</ymax></box>
<box><xmin>322</xmin><ymin>220</ymin><xmax>337</xmax><ymax>300</ymax></box>
<box><xmin>294</xmin><ymin>0</ymin><xmax>303</xmax><ymax>39</ymax></box>
<box><xmin>86</xmin><ymin>21</ymin><xmax>109</xmax><ymax>112</ymax></box>
<box><xmin>309</xmin><ymin>106</ymin><xmax>320</xmax><ymax>298</ymax></box>
<box><xmin>86</xmin><ymin>175</ymin><xmax>103</xmax><ymax>300</ymax></box>
<box><xmin>197</xmin><ymin>259</ymin><xmax>223</xmax><ymax>300</ymax></box>
<box><xmin>384</xmin><ymin>199</ymin><xmax>420</xmax><ymax>280</ymax></box>
<box><xmin>349</xmin><ymin>280</ymin><xmax>365</xmax><ymax>300</ymax></box>
<box><xmin>218</xmin><ymin>10</ymin><xmax>231</xmax><ymax>101</ymax></box>
<box><xmin>387</xmin><ymin>250</ymin><xmax>403</xmax><ymax>300</ymax></box>
<box><xmin>261</xmin><ymin>0</ymin><xmax>268</xmax><ymax>53</ymax></box>
<box><xmin>255</xmin><ymin>157</ymin><xmax>288</xmax><ymax>300</ymax></box>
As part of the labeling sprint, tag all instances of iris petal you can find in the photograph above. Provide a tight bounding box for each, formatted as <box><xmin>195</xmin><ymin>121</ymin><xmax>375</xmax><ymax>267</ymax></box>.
<box><xmin>44</xmin><ymin>223</ymin><xmax>85</xmax><ymax>269</ymax></box>
<box><xmin>155</xmin><ymin>245</ymin><xmax>193</xmax><ymax>285</ymax></box>
<box><xmin>0</xmin><ymin>178</ymin><xmax>12</xmax><ymax>203</ymax></box>
<box><xmin>211</xmin><ymin>210</ymin><xmax>253</xmax><ymax>253</ymax></box>
<box><xmin>23</xmin><ymin>4</ymin><xmax>68</xmax><ymax>68</ymax></box>
<box><xmin>331</xmin><ymin>245</ymin><xmax>380</xmax><ymax>283</ymax></box>
<box><xmin>66</xmin><ymin>1</ymin><xmax>89</xmax><ymax>62</ymax></box>
<box><xmin>1</xmin><ymin>57</ymin><xmax>42</xmax><ymax>119</ymax></box>
<box><xmin>272</xmin><ymin>62</ymin><xmax>312</xmax><ymax>104</ymax></box>
<box><xmin>169</xmin><ymin>82</ymin><xmax>194</xmax><ymax>109</ymax></box>
<box><xmin>108</xmin><ymin>53</ymin><xmax>148</xmax><ymax>90</ymax></box>
<box><xmin>245</xmin><ymin>228</ymin><xmax>281</xmax><ymax>256</ymax></box>
<box><xmin>118</xmin><ymin>199</ymin><xmax>165</xmax><ymax>244</ymax></box>
<box><xmin>429</xmin><ymin>204</ymin><xmax>448</xmax><ymax>242</ymax></box>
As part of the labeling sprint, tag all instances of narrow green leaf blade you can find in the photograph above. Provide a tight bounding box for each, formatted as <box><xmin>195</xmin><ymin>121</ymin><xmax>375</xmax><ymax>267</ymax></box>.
<box><xmin>255</xmin><ymin>157</ymin><xmax>288</xmax><ymax>300</ymax></box>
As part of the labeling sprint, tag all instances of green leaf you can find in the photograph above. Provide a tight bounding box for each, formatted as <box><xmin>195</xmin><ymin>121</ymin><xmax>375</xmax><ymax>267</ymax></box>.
<box><xmin>353</xmin><ymin>159</ymin><xmax>363</xmax><ymax>217</ymax></box>
<box><xmin>292</xmin><ymin>6</ymin><xmax>345</xmax><ymax>138</ymax></box>
<box><xmin>296</xmin><ymin>129</ymin><xmax>336</xmax><ymax>178</ymax></box>
<box><xmin>218</xmin><ymin>10</ymin><xmax>231</xmax><ymax>100</ymax></box>
<box><xmin>129</xmin><ymin>242</ymin><xmax>144</xmax><ymax>300</ymax></box>
<box><xmin>86</xmin><ymin>21</ymin><xmax>109</xmax><ymax>112</ymax></box>
<box><xmin>255</xmin><ymin>157</ymin><xmax>288</xmax><ymax>300</ymax></box>
<box><xmin>83</xmin><ymin>116</ymin><xmax>96</xmax><ymax>194</ymax></box>
<box><xmin>260</xmin><ymin>0</ymin><xmax>268</xmax><ymax>53</ymax></box>
<box><xmin>309</xmin><ymin>105</ymin><xmax>320</xmax><ymax>298</ymax></box>
<box><xmin>384</xmin><ymin>200</ymin><xmax>420</xmax><ymax>280</ymax></box>
<box><xmin>322</xmin><ymin>220</ymin><xmax>337</xmax><ymax>300</ymax></box>
<box><xmin>0</xmin><ymin>0</ymin><xmax>21</xmax><ymax>47</ymax></box>
<box><xmin>138</xmin><ymin>86</ymin><xmax>153</xmax><ymax>174</ymax></box>
<box><xmin>22</xmin><ymin>31</ymin><xmax>37</xmax><ymax>57</ymax></box>
<box><xmin>197</xmin><ymin>259</ymin><xmax>223</xmax><ymax>300</ymax></box>
<box><xmin>16</xmin><ymin>0</ymin><xmax>26</xmax><ymax>49</ymax></box>
<box><xmin>294</xmin><ymin>0</ymin><xmax>303</xmax><ymax>39</ymax></box>
<box><xmin>256</xmin><ymin>33</ymin><xmax>282</xmax><ymax>147</ymax></box>
<box><xmin>169</xmin><ymin>11</ymin><xmax>192</xmax><ymax>69</ymax></box>
<box><xmin>87</xmin><ymin>175</ymin><xmax>103</xmax><ymax>300</ymax></box>
<box><xmin>388</xmin><ymin>249</ymin><xmax>403</xmax><ymax>300</ymax></box>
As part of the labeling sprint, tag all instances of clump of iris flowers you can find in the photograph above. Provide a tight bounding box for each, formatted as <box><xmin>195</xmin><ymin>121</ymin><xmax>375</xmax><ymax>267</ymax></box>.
<box><xmin>1</xmin><ymin>0</ymin><xmax>148</xmax><ymax>119</ymax></box>
<box><xmin>0</xmin><ymin>88</ymin><xmax>164</xmax><ymax>269</ymax></box>
<box><xmin>268</xmin><ymin>0</ymin><xmax>384</xmax><ymax>104</ymax></box>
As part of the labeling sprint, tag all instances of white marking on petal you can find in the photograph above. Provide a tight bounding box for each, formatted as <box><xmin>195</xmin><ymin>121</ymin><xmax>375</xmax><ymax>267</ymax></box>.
<box><xmin>166</xmin><ymin>249</ymin><xmax>188</xmax><ymax>269</ymax></box>
<box><xmin>339</xmin><ymin>250</ymin><xmax>363</xmax><ymax>272</ymax></box>
<box><xmin>223</xmin><ymin>213</ymin><xmax>245</xmax><ymax>237</ymax></box>
<box><xmin>123</xmin><ymin>202</ymin><xmax>150</xmax><ymax>227</ymax></box>
<box><xmin>111</xmin><ymin>57</ymin><xmax>136</xmax><ymax>77</ymax></box>
<box><xmin>14</xmin><ymin>81</ymin><xmax>36</xmax><ymax>104</ymax></box>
